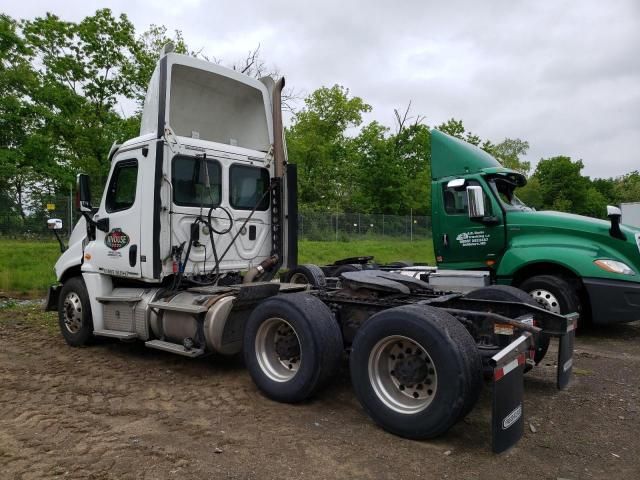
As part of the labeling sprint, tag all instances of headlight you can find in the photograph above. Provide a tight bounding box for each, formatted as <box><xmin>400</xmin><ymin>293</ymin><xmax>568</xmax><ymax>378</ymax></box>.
<box><xmin>594</xmin><ymin>259</ymin><xmax>635</xmax><ymax>275</ymax></box>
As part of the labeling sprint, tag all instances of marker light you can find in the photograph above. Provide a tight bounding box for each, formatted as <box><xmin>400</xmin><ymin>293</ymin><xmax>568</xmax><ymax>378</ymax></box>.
<box><xmin>593</xmin><ymin>259</ymin><xmax>635</xmax><ymax>275</ymax></box>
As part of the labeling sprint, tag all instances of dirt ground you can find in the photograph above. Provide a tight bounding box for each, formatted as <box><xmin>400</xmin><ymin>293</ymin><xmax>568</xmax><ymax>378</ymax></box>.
<box><xmin>1</xmin><ymin>305</ymin><xmax>639</xmax><ymax>480</ymax></box>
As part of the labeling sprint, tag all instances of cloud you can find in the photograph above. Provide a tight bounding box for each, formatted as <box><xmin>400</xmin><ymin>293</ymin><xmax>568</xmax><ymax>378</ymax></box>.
<box><xmin>5</xmin><ymin>0</ymin><xmax>640</xmax><ymax>177</ymax></box>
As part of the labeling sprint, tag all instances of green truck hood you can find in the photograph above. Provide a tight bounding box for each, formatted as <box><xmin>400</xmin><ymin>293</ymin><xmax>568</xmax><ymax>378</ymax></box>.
<box><xmin>506</xmin><ymin>210</ymin><xmax>640</xmax><ymax>274</ymax></box>
<box><xmin>510</xmin><ymin>210</ymin><xmax>613</xmax><ymax>233</ymax></box>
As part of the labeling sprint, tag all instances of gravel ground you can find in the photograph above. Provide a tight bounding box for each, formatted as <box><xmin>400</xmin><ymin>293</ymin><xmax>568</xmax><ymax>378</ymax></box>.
<box><xmin>0</xmin><ymin>304</ymin><xmax>639</xmax><ymax>479</ymax></box>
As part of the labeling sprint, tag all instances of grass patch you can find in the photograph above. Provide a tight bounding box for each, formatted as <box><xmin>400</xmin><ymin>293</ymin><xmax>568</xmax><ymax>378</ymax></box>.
<box><xmin>0</xmin><ymin>240</ymin><xmax>60</xmax><ymax>296</ymax></box>
<box><xmin>0</xmin><ymin>238</ymin><xmax>436</xmax><ymax>296</ymax></box>
<box><xmin>299</xmin><ymin>239</ymin><xmax>435</xmax><ymax>266</ymax></box>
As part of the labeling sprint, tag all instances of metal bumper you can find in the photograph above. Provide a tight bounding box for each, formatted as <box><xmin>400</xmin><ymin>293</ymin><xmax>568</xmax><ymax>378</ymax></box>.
<box><xmin>583</xmin><ymin>277</ymin><xmax>640</xmax><ymax>325</ymax></box>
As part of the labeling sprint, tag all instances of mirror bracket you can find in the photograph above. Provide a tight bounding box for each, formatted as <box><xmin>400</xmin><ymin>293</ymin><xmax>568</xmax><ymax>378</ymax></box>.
<box><xmin>607</xmin><ymin>205</ymin><xmax>626</xmax><ymax>240</ymax></box>
<box><xmin>96</xmin><ymin>217</ymin><xmax>110</xmax><ymax>232</ymax></box>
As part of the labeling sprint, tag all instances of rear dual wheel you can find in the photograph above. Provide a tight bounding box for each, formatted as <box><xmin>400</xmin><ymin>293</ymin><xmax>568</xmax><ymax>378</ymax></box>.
<box><xmin>243</xmin><ymin>293</ymin><xmax>343</xmax><ymax>403</ymax></box>
<box><xmin>466</xmin><ymin>284</ymin><xmax>551</xmax><ymax>363</ymax></box>
<box><xmin>282</xmin><ymin>264</ymin><xmax>327</xmax><ymax>288</ymax></box>
<box><xmin>245</xmin><ymin>297</ymin><xmax>482</xmax><ymax>439</ymax></box>
<box><xmin>350</xmin><ymin>305</ymin><xmax>482</xmax><ymax>439</ymax></box>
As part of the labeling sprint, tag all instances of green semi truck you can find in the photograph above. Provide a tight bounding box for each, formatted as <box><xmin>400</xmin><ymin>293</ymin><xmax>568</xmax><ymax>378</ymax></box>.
<box><xmin>294</xmin><ymin>129</ymin><xmax>640</xmax><ymax>326</ymax></box>
<box><xmin>428</xmin><ymin>129</ymin><xmax>640</xmax><ymax>325</ymax></box>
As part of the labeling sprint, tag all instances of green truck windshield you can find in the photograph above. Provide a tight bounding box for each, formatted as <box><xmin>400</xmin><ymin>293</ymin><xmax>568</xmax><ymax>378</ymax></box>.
<box><xmin>488</xmin><ymin>176</ymin><xmax>533</xmax><ymax>212</ymax></box>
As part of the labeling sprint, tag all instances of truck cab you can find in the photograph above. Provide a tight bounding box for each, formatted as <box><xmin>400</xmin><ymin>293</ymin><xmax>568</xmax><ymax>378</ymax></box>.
<box><xmin>48</xmin><ymin>44</ymin><xmax>297</xmax><ymax>338</ymax></box>
<box><xmin>430</xmin><ymin>129</ymin><xmax>640</xmax><ymax>325</ymax></box>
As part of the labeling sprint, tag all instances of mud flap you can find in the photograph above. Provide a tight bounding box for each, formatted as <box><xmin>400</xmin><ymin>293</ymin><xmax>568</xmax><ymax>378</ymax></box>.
<box><xmin>45</xmin><ymin>285</ymin><xmax>61</xmax><ymax>311</ymax></box>
<box><xmin>557</xmin><ymin>313</ymin><xmax>577</xmax><ymax>390</ymax></box>
<box><xmin>490</xmin><ymin>334</ymin><xmax>530</xmax><ymax>453</ymax></box>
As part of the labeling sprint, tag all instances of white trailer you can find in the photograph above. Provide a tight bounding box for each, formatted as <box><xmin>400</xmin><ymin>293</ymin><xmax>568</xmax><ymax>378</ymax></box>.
<box><xmin>45</xmin><ymin>44</ymin><xmax>576</xmax><ymax>453</ymax></box>
<box><xmin>621</xmin><ymin>202</ymin><xmax>640</xmax><ymax>228</ymax></box>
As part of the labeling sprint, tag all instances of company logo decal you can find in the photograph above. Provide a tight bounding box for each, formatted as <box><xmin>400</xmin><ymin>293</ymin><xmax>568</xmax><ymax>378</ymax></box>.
<box><xmin>105</xmin><ymin>228</ymin><xmax>130</xmax><ymax>251</ymax></box>
<box><xmin>502</xmin><ymin>404</ymin><xmax>522</xmax><ymax>430</ymax></box>
<box><xmin>456</xmin><ymin>231</ymin><xmax>490</xmax><ymax>247</ymax></box>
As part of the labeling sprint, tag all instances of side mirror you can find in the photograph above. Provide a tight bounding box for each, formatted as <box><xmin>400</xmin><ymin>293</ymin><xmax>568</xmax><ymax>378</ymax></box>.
<box><xmin>47</xmin><ymin>218</ymin><xmax>66</xmax><ymax>252</ymax></box>
<box><xmin>76</xmin><ymin>173</ymin><xmax>92</xmax><ymax>212</ymax></box>
<box><xmin>467</xmin><ymin>186</ymin><xmax>486</xmax><ymax>219</ymax></box>
<box><xmin>447</xmin><ymin>178</ymin><xmax>466</xmax><ymax>188</ymax></box>
<box><xmin>607</xmin><ymin>205</ymin><xmax>626</xmax><ymax>240</ymax></box>
<box><xmin>47</xmin><ymin>218</ymin><xmax>63</xmax><ymax>230</ymax></box>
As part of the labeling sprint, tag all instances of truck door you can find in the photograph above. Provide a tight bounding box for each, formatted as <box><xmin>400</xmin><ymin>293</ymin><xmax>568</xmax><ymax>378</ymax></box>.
<box><xmin>89</xmin><ymin>152</ymin><xmax>143</xmax><ymax>278</ymax></box>
<box><xmin>434</xmin><ymin>179</ymin><xmax>505</xmax><ymax>270</ymax></box>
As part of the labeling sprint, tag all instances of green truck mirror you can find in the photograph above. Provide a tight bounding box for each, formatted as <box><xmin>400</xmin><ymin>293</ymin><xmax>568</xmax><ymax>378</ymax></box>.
<box><xmin>467</xmin><ymin>185</ymin><xmax>486</xmax><ymax>219</ymax></box>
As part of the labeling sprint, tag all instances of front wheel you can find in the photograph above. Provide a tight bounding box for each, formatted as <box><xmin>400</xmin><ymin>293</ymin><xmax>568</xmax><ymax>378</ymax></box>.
<box><xmin>350</xmin><ymin>305</ymin><xmax>482</xmax><ymax>439</ymax></box>
<box><xmin>519</xmin><ymin>275</ymin><xmax>581</xmax><ymax>316</ymax></box>
<box><xmin>58</xmin><ymin>276</ymin><xmax>94</xmax><ymax>347</ymax></box>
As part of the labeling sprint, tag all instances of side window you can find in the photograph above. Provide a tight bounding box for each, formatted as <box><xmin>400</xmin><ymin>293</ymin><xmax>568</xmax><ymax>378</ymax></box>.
<box><xmin>229</xmin><ymin>165</ymin><xmax>270</xmax><ymax>210</ymax></box>
<box><xmin>172</xmin><ymin>156</ymin><xmax>222</xmax><ymax>207</ymax></box>
<box><xmin>106</xmin><ymin>160</ymin><xmax>138</xmax><ymax>212</ymax></box>
<box><xmin>442</xmin><ymin>181</ymin><xmax>492</xmax><ymax>216</ymax></box>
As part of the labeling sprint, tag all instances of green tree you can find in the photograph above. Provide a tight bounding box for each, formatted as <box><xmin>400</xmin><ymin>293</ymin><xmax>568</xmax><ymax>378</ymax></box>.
<box><xmin>286</xmin><ymin>85</ymin><xmax>371</xmax><ymax>211</ymax></box>
<box><xmin>487</xmin><ymin>138</ymin><xmax>531</xmax><ymax>176</ymax></box>
<box><xmin>436</xmin><ymin>118</ymin><xmax>494</xmax><ymax>151</ymax></box>
<box><xmin>614</xmin><ymin>171</ymin><xmax>640</xmax><ymax>203</ymax></box>
<box><xmin>0</xmin><ymin>14</ymin><xmax>54</xmax><ymax>218</ymax></box>
<box><xmin>532</xmin><ymin>156</ymin><xmax>607</xmax><ymax>218</ymax></box>
<box><xmin>22</xmin><ymin>9</ymin><xmax>141</xmax><ymax>185</ymax></box>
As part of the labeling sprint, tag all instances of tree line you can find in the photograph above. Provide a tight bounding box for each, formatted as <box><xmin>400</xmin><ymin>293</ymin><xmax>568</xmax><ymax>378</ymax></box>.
<box><xmin>1</xmin><ymin>9</ymin><xmax>638</xmax><ymax>223</ymax></box>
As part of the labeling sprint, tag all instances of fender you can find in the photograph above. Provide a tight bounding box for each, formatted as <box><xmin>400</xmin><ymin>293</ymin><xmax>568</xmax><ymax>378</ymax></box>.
<box><xmin>54</xmin><ymin>216</ymin><xmax>88</xmax><ymax>282</ymax></box>
<box><xmin>496</xmin><ymin>233</ymin><xmax>639</xmax><ymax>283</ymax></box>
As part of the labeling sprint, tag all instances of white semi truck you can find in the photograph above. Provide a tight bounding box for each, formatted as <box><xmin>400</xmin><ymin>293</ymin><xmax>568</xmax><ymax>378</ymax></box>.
<box><xmin>46</xmin><ymin>44</ymin><xmax>577</xmax><ymax>453</ymax></box>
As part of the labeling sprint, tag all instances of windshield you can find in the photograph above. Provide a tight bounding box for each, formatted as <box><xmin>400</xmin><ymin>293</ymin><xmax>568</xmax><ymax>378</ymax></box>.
<box><xmin>488</xmin><ymin>176</ymin><xmax>533</xmax><ymax>212</ymax></box>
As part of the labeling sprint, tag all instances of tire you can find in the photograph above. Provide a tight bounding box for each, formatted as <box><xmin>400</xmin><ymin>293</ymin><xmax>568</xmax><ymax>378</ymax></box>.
<box><xmin>519</xmin><ymin>274</ymin><xmax>581</xmax><ymax>349</ymax></box>
<box><xmin>466</xmin><ymin>285</ymin><xmax>550</xmax><ymax>364</ymax></box>
<box><xmin>243</xmin><ymin>293</ymin><xmax>343</xmax><ymax>403</ymax></box>
<box><xmin>57</xmin><ymin>276</ymin><xmax>94</xmax><ymax>347</ymax></box>
<box><xmin>332</xmin><ymin>264</ymin><xmax>361</xmax><ymax>277</ymax></box>
<box><xmin>519</xmin><ymin>275</ymin><xmax>581</xmax><ymax>316</ymax></box>
<box><xmin>349</xmin><ymin>305</ymin><xmax>482</xmax><ymax>439</ymax></box>
<box><xmin>282</xmin><ymin>264</ymin><xmax>326</xmax><ymax>288</ymax></box>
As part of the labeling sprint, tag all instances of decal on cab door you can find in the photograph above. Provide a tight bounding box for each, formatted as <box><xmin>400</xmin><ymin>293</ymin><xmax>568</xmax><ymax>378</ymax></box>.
<box><xmin>105</xmin><ymin>228</ymin><xmax>130</xmax><ymax>251</ymax></box>
<box><xmin>456</xmin><ymin>231</ymin><xmax>490</xmax><ymax>247</ymax></box>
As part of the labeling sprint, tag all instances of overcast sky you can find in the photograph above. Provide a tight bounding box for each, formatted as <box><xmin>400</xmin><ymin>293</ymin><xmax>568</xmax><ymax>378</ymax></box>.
<box><xmin>3</xmin><ymin>0</ymin><xmax>639</xmax><ymax>178</ymax></box>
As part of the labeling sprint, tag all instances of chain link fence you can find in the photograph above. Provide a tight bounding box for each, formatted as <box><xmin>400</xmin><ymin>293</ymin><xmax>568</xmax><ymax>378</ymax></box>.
<box><xmin>1</xmin><ymin>199</ymin><xmax>431</xmax><ymax>242</ymax></box>
<box><xmin>299</xmin><ymin>212</ymin><xmax>431</xmax><ymax>241</ymax></box>
<box><xmin>0</xmin><ymin>195</ymin><xmax>77</xmax><ymax>239</ymax></box>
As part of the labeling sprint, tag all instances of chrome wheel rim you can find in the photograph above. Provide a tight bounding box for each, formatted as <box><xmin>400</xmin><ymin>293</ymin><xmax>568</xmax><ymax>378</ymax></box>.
<box><xmin>529</xmin><ymin>289</ymin><xmax>561</xmax><ymax>314</ymax></box>
<box><xmin>368</xmin><ymin>335</ymin><xmax>437</xmax><ymax>414</ymax></box>
<box><xmin>63</xmin><ymin>292</ymin><xmax>83</xmax><ymax>333</ymax></box>
<box><xmin>289</xmin><ymin>273</ymin><xmax>310</xmax><ymax>285</ymax></box>
<box><xmin>255</xmin><ymin>318</ymin><xmax>301</xmax><ymax>382</ymax></box>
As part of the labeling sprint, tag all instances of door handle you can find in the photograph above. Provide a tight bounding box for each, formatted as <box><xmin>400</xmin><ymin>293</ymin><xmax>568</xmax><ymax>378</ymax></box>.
<box><xmin>129</xmin><ymin>245</ymin><xmax>138</xmax><ymax>267</ymax></box>
<box><xmin>442</xmin><ymin>233</ymin><xmax>449</xmax><ymax>247</ymax></box>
